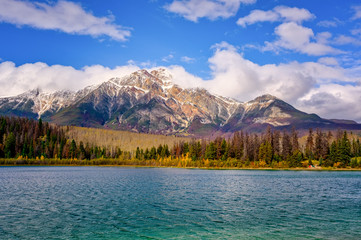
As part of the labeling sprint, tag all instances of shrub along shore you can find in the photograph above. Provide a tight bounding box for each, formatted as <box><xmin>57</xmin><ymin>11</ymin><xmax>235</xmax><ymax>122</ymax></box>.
<box><xmin>1</xmin><ymin>157</ymin><xmax>361</xmax><ymax>170</ymax></box>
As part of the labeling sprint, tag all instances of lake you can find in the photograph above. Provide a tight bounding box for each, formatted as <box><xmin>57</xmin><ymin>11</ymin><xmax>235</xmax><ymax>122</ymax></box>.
<box><xmin>0</xmin><ymin>167</ymin><xmax>360</xmax><ymax>239</ymax></box>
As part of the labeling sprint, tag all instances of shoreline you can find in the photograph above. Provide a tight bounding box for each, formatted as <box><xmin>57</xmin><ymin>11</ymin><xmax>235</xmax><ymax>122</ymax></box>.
<box><xmin>1</xmin><ymin>164</ymin><xmax>360</xmax><ymax>171</ymax></box>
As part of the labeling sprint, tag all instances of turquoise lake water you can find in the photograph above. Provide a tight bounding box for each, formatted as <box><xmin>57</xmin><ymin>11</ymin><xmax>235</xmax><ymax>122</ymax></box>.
<box><xmin>0</xmin><ymin>167</ymin><xmax>361</xmax><ymax>239</ymax></box>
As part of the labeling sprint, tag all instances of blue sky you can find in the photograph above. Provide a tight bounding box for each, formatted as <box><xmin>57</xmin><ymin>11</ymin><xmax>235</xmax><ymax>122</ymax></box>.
<box><xmin>1</xmin><ymin>0</ymin><xmax>361</xmax><ymax>121</ymax></box>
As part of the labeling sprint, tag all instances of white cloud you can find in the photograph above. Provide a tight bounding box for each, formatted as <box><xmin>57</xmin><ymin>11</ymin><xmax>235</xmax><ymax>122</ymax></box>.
<box><xmin>0</xmin><ymin>0</ymin><xmax>131</xmax><ymax>41</ymax></box>
<box><xmin>274</xmin><ymin>6</ymin><xmax>315</xmax><ymax>23</ymax></box>
<box><xmin>318</xmin><ymin>57</ymin><xmax>339</xmax><ymax>66</ymax></box>
<box><xmin>237</xmin><ymin>5</ymin><xmax>314</xmax><ymax>27</ymax></box>
<box><xmin>165</xmin><ymin>0</ymin><xmax>256</xmax><ymax>22</ymax></box>
<box><xmin>351</xmin><ymin>28</ymin><xmax>361</xmax><ymax>36</ymax></box>
<box><xmin>317</xmin><ymin>18</ymin><xmax>342</xmax><ymax>28</ymax></box>
<box><xmin>168</xmin><ymin>42</ymin><xmax>361</xmax><ymax>122</ymax></box>
<box><xmin>351</xmin><ymin>5</ymin><xmax>361</xmax><ymax>20</ymax></box>
<box><xmin>264</xmin><ymin>22</ymin><xmax>342</xmax><ymax>56</ymax></box>
<box><xmin>162</xmin><ymin>54</ymin><xmax>174</xmax><ymax>62</ymax></box>
<box><xmin>204</xmin><ymin>42</ymin><xmax>353</xmax><ymax>102</ymax></box>
<box><xmin>334</xmin><ymin>35</ymin><xmax>361</xmax><ymax>46</ymax></box>
<box><xmin>0</xmin><ymin>61</ymin><xmax>139</xmax><ymax>97</ymax></box>
<box><xmin>316</xmin><ymin>32</ymin><xmax>332</xmax><ymax>45</ymax></box>
<box><xmin>165</xmin><ymin>65</ymin><xmax>204</xmax><ymax>88</ymax></box>
<box><xmin>205</xmin><ymin>43</ymin><xmax>361</xmax><ymax>122</ymax></box>
<box><xmin>181</xmin><ymin>56</ymin><xmax>196</xmax><ymax>63</ymax></box>
<box><xmin>140</xmin><ymin>61</ymin><xmax>157</xmax><ymax>68</ymax></box>
<box><xmin>237</xmin><ymin>9</ymin><xmax>279</xmax><ymax>27</ymax></box>
<box><xmin>1</xmin><ymin>42</ymin><xmax>361</xmax><ymax>122</ymax></box>
<box><xmin>238</xmin><ymin>6</ymin><xmax>345</xmax><ymax>56</ymax></box>
<box><xmin>297</xmin><ymin>84</ymin><xmax>361</xmax><ymax>122</ymax></box>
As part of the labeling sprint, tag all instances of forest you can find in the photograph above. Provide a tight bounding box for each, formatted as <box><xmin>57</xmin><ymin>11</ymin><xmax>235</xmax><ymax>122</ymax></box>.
<box><xmin>0</xmin><ymin>116</ymin><xmax>361</xmax><ymax>168</ymax></box>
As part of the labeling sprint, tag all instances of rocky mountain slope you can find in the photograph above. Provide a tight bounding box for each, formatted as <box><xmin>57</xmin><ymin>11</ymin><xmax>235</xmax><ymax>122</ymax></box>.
<box><xmin>1</xmin><ymin>68</ymin><xmax>360</xmax><ymax>136</ymax></box>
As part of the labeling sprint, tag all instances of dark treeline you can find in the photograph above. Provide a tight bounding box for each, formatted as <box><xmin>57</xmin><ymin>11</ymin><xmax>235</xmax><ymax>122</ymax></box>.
<box><xmin>163</xmin><ymin>127</ymin><xmax>361</xmax><ymax>168</ymax></box>
<box><xmin>1</xmin><ymin>116</ymin><xmax>361</xmax><ymax>168</ymax></box>
<box><xmin>0</xmin><ymin>116</ymin><xmax>124</xmax><ymax>160</ymax></box>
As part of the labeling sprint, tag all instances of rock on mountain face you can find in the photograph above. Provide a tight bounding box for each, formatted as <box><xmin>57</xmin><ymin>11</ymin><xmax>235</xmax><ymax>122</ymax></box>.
<box><xmin>0</xmin><ymin>68</ymin><xmax>360</xmax><ymax>136</ymax></box>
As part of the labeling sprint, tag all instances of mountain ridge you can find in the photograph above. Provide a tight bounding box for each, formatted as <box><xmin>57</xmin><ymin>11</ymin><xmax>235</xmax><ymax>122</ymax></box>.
<box><xmin>1</xmin><ymin>68</ymin><xmax>360</xmax><ymax>136</ymax></box>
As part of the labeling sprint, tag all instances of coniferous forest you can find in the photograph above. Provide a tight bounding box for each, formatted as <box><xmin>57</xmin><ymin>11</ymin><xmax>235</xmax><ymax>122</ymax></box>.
<box><xmin>1</xmin><ymin>116</ymin><xmax>361</xmax><ymax>169</ymax></box>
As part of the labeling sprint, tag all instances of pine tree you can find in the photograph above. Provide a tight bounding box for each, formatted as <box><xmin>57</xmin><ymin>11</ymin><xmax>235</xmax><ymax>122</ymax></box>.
<box><xmin>150</xmin><ymin>146</ymin><xmax>157</xmax><ymax>160</ymax></box>
<box><xmin>0</xmin><ymin>118</ymin><xmax>6</xmax><ymax>145</ymax></box>
<box><xmin>258</xmin><ymin>141</ymin><xmax>273</xmax><ymax>164</ymax></box>
<box><xmin>305</xmin><ymin>128</ymin><xmax>314</xmax><ymax>160</ymax></box>
<box><xmin>136</xmin><ymin>147</ymin><xmax>141</xmax><ymax>159</ymax></box>
<box><xmin>289</xmin><ymin>150</ymin><xmax>303</xmax><ymax>167</ymax></box>
<box><xmin>291</xmin><ymin>128</ymin><xmax>299</xmax><ymax>153</ymax></box>
<box><xmin>338</xmin><ymin>131</ymin><xmax>351</xmax><ymax>167</ymax></box>
<box><xmin>205</xmin><ymin>142</ymin><xmax>216</xmax><ymax>160</ymax></box>
<box><xmin>272</xmin><ymin>130</ymin><xmax>281</xmax><ymax>160</ymax></box>
<box><xmin>314</xmin><ymin>129</ymin><xmax>322</xmax><ymax>160</ymax></box>
<box><xmin>79</xmin><ymin>141</ymin><xmax>86</xmax><ymax>160</ymax></box>
<box><xmin>4</xmin><ymin>132</ymin><xmax>16</xmax><ymax>158</ymax></box>
<box><xmin>326</xmin><ymin>141</ymin><xmax>339</xmax><ymax>167</ymax></box>
<box><xmin>69</xmin><ymin>139</ymin><xmax>77</xmax><ymax>159</ymax></box>
<box><xmin>220</xmin><ymin>139</ymin><xmax>227</xmax><ymax>160</ymax></box>
<box><xmin>281</xmin><ymin>131</ymin><xmax>291</xmax><ymax>160</ymax></box>
<box><xmin>320</xmin><ymin>131</ymin><xmax>329</xmax><ymax>160</ymax></box>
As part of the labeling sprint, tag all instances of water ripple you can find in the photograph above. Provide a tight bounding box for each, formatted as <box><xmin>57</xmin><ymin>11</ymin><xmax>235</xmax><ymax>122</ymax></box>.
<box><xmin>0</xmin><ymin>167</ymin><xmax>361</xmax><ymax>239</ymax></box>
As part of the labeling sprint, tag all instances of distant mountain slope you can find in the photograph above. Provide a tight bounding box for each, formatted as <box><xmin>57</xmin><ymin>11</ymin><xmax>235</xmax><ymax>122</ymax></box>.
<box><xmin>1</xmin><ymin>68</ymin><xmax>360</xmax><ymax>136</ymax></box>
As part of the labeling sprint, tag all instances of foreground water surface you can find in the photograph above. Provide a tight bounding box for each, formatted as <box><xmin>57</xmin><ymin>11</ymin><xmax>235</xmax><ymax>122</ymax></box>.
<box><xmin>0</xmin><ymin>167</ymin><xmax>361</xmax><ymax>239</ymax></box>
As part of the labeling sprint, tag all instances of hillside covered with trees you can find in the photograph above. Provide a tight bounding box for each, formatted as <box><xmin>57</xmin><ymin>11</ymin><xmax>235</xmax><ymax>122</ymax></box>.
<box><xmin>0</xmin><ymin>116</ymin><xmax>361</xmax><ymax>169</ymax></box>
<box><xmin>66</xmin><ymin>126</ymin><xmax>190</xmax><ymax>152</ymax></box>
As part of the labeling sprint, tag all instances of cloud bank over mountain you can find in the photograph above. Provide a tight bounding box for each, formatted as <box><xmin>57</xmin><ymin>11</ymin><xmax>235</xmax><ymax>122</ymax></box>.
<box><xmin>1</xmin><ymin>41</ymin><xmax>360</xmax><ymax>122</ymax></box>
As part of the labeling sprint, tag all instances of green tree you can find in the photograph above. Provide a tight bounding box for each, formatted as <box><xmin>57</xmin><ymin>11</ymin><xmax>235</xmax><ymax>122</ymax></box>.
<box><xmin>338</xmin><ymin>131</ymin><xmax>351</xmax><ymax>167</ymax></box>
<box><xmin>205</xmin><ymin>142</ymin><xmax>216</xmax><ymax>160</ymax></box>
<box><xmin>69</xmin><ymin>139</ymin><xmax>77</xmax><ymax>159</ymax></box>
<box><xmin>325</xmin><ymin>141</ymin><xmax>339</xmax><ymax>167</ymax></box>
<box><xmin>289</xmin><ymin>150</ymin><xmax>303</xmax><ymax>167</ymax></box>
<box><xmin>291</xmin><ymin>128</ymin><xmax>299</xmax><ymax>153</ymax></box>
<box><xmin>258</xmin><ymin>141</ymin><xmax>273</xmax><ymax>164</ymax></box>
<box><xmin>4</xmin><ymin>133</ymin><xmax>16</xmax><ymax>158</ymax></box>
<box><xmin>281</xmin><ymin>131</ymin><xmax>291</xmax><ymax>160</ymax></box>
<box><xmin>150</xmin><ymin>146</ymin><xmax>157</xmax><ymax>160</ymax></box>
<box><xmin>79</xmin><ymin>141</ymin><xmax>86</xmax><ymax>160</ymax></box>
<box><xmin>220</xmin><ymin>139</ymin><xmax>228</xmax><ymax>160</ymax></box>
<box><xmin>136</xmin><ymin>147</ymin><xmax>141</xmax><ymax>159</ymax></box>
<box><xmin>305</xmin><ymin>128</ymin><xmax>314</xmax><ymax>159</ymax></box>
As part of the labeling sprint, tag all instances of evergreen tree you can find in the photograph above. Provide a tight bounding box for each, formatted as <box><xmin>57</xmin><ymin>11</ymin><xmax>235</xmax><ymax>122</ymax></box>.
<box><xmin>291</xmin><ymin>128</ymin><xmax>299</xmax><ymax>153</ymax></box>
<box><xmin>205</xmin><ymin>142</ymin><xmax>216</xmax><ymax>160</ymax></box>
<box><xmin>305</xmin><ymin>128</ymin><xmax>314</xmax><ymax>159</ymax></box>
<box><xmin>79</xmin><ymin>141</ymin><xmax>86</xmax><ymax>160</ymax></box>
<box><xmin>314</xmin><ymin>129</ymin><xmax>322</xmax><ymax>160</ymax></box>
<box><xmin>150</xmin><ymin>146</ymin><xmax>157</xmax><ymax>160</ymax></box>
<box><xmin>0</xmin><ymin>118</ymin><xmax>6</xmax><ymax>145</ymax></box>
<box><xmin>69</xmin><ymin>139</ymin><xmax>77</xmax><ymax>159</ymax></box>
<box><xmin>325</xmin><ymin>141</ymin><xmax>339</xmax><ymax>167</ymax></box>
<box><xmin>220</xmin><ymin>139</ymin><xmax>228</xmax><ymax>160</ymax></box>
<box><xmin>272</xmin><ymin>130</ymin><xmax>281</xmax><ymax>160</ymax></box>
<box><xmin>136</xmin><ymin>147</ymin><xmax>141</xmax><ymax>159</ymax></box>
<box><xmin>281</xmin><ymin>131</ymin><xmax>291</xmax><ymax>160</ymax></box>
<box><xmin>338</xmin><ymin>131</ymin><xmax>351</xmax><ymax>167</ymax></box>
<box><xmin>182</xmin><ymin>142</ymin><xmax>189</xmax><ymax>155</ymax></box>
<box><xmin>4</xmin><ymin>133</ymin><xmax>16</xmax><ymax>158</ymax></box>
<box><xmin>258</xmin><ymin>141</ymin><xmax>273</xmax><ymax>164</ymax></box>
<box><xmin>289</xmin><ymin>150</ymin><xmax>303</xmax><ymax>168</ymax></box>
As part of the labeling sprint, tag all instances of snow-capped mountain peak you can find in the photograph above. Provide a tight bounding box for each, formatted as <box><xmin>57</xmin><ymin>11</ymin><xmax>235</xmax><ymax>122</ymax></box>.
<box><xmin>1</xmin><ymin>68</ymin><xmax>357</xmax><ymax>136</ymax></box>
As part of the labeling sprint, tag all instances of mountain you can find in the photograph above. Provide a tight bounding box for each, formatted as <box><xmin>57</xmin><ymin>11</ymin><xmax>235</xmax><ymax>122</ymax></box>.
<box><xmin>1</xmin><ymin>68</ymin><xmax>360</xmax><ymax>136</ymax></box>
